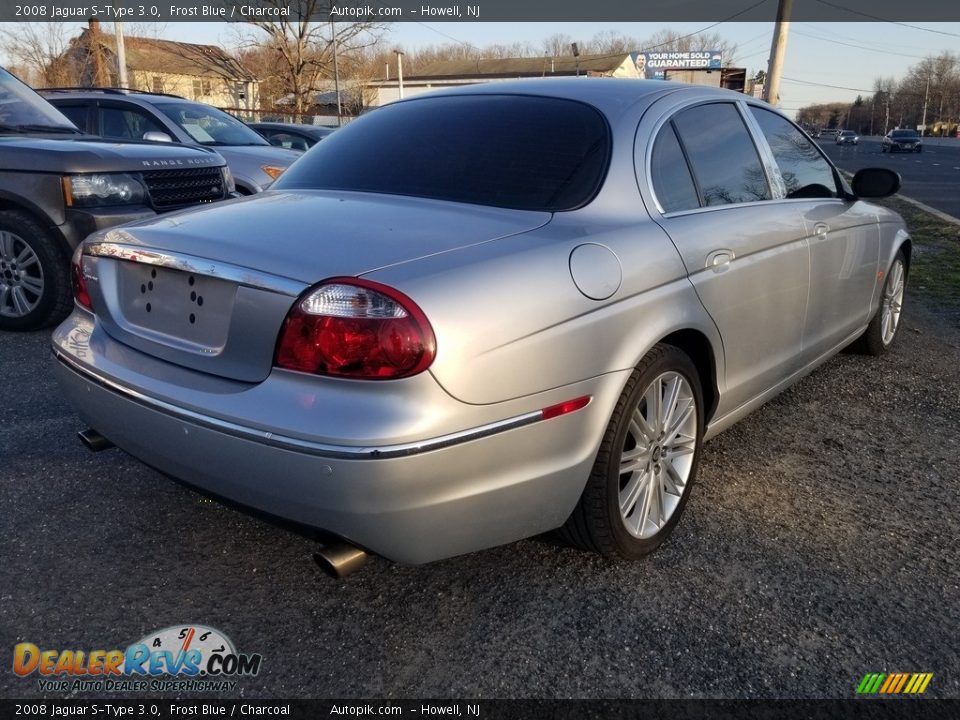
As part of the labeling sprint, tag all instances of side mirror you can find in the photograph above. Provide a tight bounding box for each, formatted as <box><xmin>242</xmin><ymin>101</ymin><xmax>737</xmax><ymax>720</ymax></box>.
<box><xmin>851</xmin><ymin>167</ymin><xmax>900</xmax><ymax>198</ymax></box>
<box><xmin>142</xmin><ymin>130</ymin><xmax>173</xmax><ymax>143</ymax></box>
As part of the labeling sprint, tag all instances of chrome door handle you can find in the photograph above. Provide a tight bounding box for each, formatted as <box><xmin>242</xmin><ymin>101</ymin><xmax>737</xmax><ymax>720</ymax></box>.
<box><xmin>814</xmin><ymin>223</ymin><xmax>830</xmax><ymax>237</ymax></box>
<box><xmin>706</xmin><ymin>249</ymin><xmax>734</xmax><ymax>271</ymax></box>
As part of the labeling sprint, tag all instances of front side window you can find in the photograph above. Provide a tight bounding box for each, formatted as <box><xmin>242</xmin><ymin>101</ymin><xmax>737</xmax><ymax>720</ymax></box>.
<box><xmin>54</xmin><ymin>104</ymin><xmax>88</xmax><ymax>130</ymax></box>
<box><xmin>672</xmin><ymin>103</ymin><xmax>770</xmax><ymax>207</ymax></box>
<box><xmin>750</xmin><ymin>107</ymin><xmax>838</xmax><ymax>199</ymax></box>
<box><xmin>100</xmin><ymin>106</ymin><xmax>165</xmax><ymax>140</ymax></box>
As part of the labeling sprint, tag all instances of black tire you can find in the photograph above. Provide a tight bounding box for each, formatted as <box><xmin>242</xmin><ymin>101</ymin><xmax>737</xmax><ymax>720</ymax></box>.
<box><xmin>916</xmin><ymin>146</ymin><xmax>923</xmax><ymax>153</ymax></box>
<box><xmin>560</xmin><ymin>344</ymin><xmax>704</xmax><ymax>558</ymax></box>
<box><xmin>0</xmin><ymin>210</ymin><xmax>72</xmax><ymax>331</ymax></box>
<box><xmin>850</xmin><ymin>249</ymin><xmax>907</xmax><ymax>356</ymax></box>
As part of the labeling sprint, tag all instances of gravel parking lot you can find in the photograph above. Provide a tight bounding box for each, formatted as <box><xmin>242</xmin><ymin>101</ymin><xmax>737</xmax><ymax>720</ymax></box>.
<box><xmin>2</xmin><ymin>240</ymin><xmax>959</xmax><ymax>701</ymax></box>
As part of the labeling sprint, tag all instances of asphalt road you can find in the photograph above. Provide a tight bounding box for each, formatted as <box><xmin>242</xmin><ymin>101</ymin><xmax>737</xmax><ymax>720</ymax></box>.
<box><xmin>2</xmin><ymin>299</ymin><xmax>959</xmax><ymax>700</ymax></box>
<box><xmin>818</xmin><ymin>136</ymin><xmax>960</xmax><ymax>218</ymax></box>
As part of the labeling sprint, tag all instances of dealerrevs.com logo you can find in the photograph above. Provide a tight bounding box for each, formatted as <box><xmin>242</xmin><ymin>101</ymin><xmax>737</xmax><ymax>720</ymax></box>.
<box><xmin>13</xmin><ymin>625</ymin><xmax>262</xmax><ymax>693</ymax></box>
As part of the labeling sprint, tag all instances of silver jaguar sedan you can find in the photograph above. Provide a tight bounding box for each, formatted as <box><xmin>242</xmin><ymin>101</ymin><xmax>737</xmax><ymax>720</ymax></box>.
<box><xmin>53</xmin><ymin>79</ymin><xmax>910</xmax><ymax>571</ymax></box>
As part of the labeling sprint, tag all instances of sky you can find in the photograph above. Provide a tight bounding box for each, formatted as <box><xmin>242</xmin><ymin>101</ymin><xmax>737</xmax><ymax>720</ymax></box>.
<box><xmin>5</xmin><ymin>20</ymin><xmax>960</xmax><ymax>117</ymax></box>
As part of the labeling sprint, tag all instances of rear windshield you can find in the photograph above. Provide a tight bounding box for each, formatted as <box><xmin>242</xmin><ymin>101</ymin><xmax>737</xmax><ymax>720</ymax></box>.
<box><xmin>273</xmin><ymin>95</ymin><xmax>610</xmax><ymax>212</ymax></box>
<box><xmin>891</xmin><ymin>130</ymin><xmax>919</xmax><ymax>138</ymax></box>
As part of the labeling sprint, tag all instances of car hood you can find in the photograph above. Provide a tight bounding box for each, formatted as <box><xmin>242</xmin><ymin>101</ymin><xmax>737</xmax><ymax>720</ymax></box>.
<box><xmin>94</xmin><ymin>190</ymin><xmax>552</xmax><ymax>282</ymax></box>
<box><xmin>212</xmin><ymin>144</ymin><xmax>301</xmax><ymax>167</ymax></box>
<box><xmin>0</xmin><ymin>136</ymin><xmax>225</xmax><ymax>173</ymax></box>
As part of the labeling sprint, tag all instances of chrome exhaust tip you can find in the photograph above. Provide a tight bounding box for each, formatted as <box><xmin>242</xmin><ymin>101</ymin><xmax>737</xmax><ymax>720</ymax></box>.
<box><xmin>313</xmin><ymin>542</ymin><xmax>368</xmax><ymax>578</ymax></box>
<box><xmin>78</xmin><ymin>428</ymin><xmax>113</xmax><ymax>452</ymax></box>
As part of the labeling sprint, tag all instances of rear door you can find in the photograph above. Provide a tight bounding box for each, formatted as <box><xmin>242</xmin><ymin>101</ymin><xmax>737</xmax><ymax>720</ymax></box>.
<box><xmin>638</xmin><ymin>99</ymin><xmax>812</xmax><ymax>417</ymax></box>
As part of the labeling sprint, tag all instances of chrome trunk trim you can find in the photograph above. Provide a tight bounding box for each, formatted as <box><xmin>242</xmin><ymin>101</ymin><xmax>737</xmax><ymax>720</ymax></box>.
<box><xmin>85</xmin><ymin>239</ymin><xmax>306</xmax><ymax>296</ymax></box>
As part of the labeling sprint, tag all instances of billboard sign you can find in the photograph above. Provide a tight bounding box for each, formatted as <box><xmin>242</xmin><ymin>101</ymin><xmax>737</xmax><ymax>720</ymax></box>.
<box><xmin>632</xmin><ymin>50</ymin><xmax>723</xmax><ymax>79</ymax></box>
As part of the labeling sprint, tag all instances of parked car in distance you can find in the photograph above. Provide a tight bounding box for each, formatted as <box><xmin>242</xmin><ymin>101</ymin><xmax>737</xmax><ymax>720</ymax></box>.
<box><xmin>0</xmin><ymin>68</ymin><xmax>233</xmax><ymax>331</ymax></box>
<box><xmin>818</xmin><ymin>128</ymin><xmax>839</xmax><ymax>139</ymax></box>
<box><xmin>247</xmin><ymin>122</ymin><xmax>336</xmax><ymax>151</ymax></box>
<box><xmin>54</xmin><ymin>79</ymin><xmax>910</xmax><ymax>571</ymax></box>
<box><xmin>41</xmin><ymin>88</ymin><xmax>300</xmax><ymax>194</ymax></box>
<box><xmin>882</xmin><ymin>128</ymin><xmax>923</xmax><ymax>153</ymax></box>
<box><xmin>836</xmin><ymin>130</ymin><xmax>859</xmax><ymax>145</ymax></box>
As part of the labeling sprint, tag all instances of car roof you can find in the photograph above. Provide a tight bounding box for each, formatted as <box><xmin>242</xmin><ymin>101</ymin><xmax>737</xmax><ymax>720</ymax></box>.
<box><xmin>393</xmin><ymin>78</ymin><xmax>760</xmax><ymax>120</ymax></box>
<box><xmin>43</xmin><ymin>90</ymin><xmax>191</xmax><ymax>106</ymax></box>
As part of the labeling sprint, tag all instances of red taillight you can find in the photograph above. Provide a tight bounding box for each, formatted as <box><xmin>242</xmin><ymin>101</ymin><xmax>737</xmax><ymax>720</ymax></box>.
<box><xmin>274</xmin><ymin>278</ymin><xmax>436</xmax><ymax>379</ymax></box>
<box><xmin>70</xmin><ymin>245</ymin><xmax>92</xmax><ymax>311</ymax></box>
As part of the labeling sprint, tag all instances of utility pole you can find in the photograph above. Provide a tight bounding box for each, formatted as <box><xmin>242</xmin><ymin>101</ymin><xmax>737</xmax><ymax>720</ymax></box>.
<box><xmin>330</xmin><ymin>21</ymin><xmax>342</xmax><ymax>126</ymax></box>
<box><xmin>920</xmin><ymin>75</ymin><xmax>930</xmax><ymax>136</ymax></box>
<box><xmin>764</xmin><ymin>0</ymin><xmax>793</xmax><ymax>106</ymax></box>
<box><xmin>114</xmin><ymin>22</ymin><xmax>128</xmax><ymax>88</ymax></box>
<box><xmin>395</xmin><ymin>50</ymin><xmax>405</xmax><ymax>99</ymax></box>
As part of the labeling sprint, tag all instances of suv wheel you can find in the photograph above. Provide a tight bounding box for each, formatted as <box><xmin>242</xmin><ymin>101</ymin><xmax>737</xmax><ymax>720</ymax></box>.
<box><xmin>0</xmin><ymin>210</ymin><xmax>72</xmax><ymax>331</ymax></box>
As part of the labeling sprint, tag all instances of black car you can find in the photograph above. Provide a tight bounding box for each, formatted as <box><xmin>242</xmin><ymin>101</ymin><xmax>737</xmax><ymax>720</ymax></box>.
<box><xmin>882</xmin><ymin>129</ymin><xmax>922</xmax><ymax>153</ymax></box>
<box><xmin>247</xmin><ymin>122</ymin><xmax>336</xmax><ymax>152</ymax></box>
<box><xmin>0</xmin><ymin>68</ymin><xmax>233</xmax><ymax>330</ymax></box>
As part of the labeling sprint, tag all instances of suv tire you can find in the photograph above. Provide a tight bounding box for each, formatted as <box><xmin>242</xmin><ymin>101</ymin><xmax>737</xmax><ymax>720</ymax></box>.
<box><xmin>0</xmin><ymin>210</ymin><xmax>72</xmax><ymax>331</ymax></box>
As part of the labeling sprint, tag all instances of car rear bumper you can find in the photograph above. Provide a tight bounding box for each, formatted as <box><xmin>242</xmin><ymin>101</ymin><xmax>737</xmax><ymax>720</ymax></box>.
<box><xmin>52</xmin><ymin>312</ymin><xmax>625</xmax><ymax>564</ymax></box>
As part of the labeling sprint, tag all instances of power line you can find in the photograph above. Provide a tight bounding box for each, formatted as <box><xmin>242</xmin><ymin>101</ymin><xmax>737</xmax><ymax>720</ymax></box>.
<box><xmin>796</xmin><ymin>21</ymin><xmax>947</xmax><ymax>52</ymax></box>
<box><xmin>782</xmin><ymin>76</ymin><xmax>874</xmax><ymax>92</ymax></box>
<box><xmin>811</xmin><ymin>0</ymin><xmax>960</xmax><ymax>37</ymax></box>
<box><xmin>413</xmin><ymin>22</ymin><xmax>482</xmax><ymax>52</ymax></box>
<box><xmin>792</xmin><ymin>28</ymin><xmax>929</xmax><ymax>60</ymax></box>
<box><xmin>641</xmin><ymin>0</ymin><xmax>773</xmax><ymax>53</ymax></box>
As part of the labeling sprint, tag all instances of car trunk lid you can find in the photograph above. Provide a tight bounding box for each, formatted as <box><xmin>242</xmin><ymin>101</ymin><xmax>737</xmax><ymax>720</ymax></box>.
<box><xmin>85</xmin><ymin>190</ymin><xmax>550</xmax><ymax>382</ymax></box>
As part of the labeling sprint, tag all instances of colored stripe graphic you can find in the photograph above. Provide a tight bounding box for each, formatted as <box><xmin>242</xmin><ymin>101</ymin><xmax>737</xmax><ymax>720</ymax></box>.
<box><xmin>893</xmin><ymin>674</ymin><xmax>909</xmax><ymax>693</ymax></box>
<box><xmin>904</xmin><ymin>674</ymin><xmax>920</xmax><ymax>694</ymax></box>
<box><xmin>857</xmin><ymin>672</ymin><xmax>933</xmax><ymax>695</ymax></box>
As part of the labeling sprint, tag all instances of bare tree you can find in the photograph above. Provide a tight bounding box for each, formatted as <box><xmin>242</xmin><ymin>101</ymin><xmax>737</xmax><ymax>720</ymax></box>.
<box><xmin>233</xmin><ymin>0</ymin><xmax>388</xmax><ymax>114</ymax></box>
<box><xmin>542</xmin><ymin>33</ymin><xmax>575</xmax><ymax>57</ymax></box>
<box><xmin>0</xmin><ymin>23</ymin><xmax>77</xmax><ymax>86</ymax></box>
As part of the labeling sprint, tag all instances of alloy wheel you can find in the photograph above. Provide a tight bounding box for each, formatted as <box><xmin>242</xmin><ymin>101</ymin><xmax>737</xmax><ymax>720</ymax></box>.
<box><xmin>618</xmin><ymin>371</ymin><xmax>698</xmax><ymax>539</ymax></box>
<box><xmin>0</xmin><ymin>230</ymin><xmax>44</xmax><ymax>318</ymax></box>
<box><xmin>881</xmin><ymin>258</ymin><xmax>905</xmax><ymax>346</ymax></box>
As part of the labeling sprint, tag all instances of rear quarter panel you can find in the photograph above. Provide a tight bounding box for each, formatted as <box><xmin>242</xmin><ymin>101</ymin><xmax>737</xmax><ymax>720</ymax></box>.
<box><xmin>364</xmin><ymin>96</ymin><xmax>724</xmax><ymax>406</ymax></box>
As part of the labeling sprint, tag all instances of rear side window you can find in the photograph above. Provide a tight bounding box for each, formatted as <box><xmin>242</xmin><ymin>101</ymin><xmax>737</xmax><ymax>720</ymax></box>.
<box><xmin>274</xmin><ymin>95</ymin><xmax>610</xmax><ymax>212</ymax></box>
<box><xmin>672</xmin><ymin>103</ymin><xmax>770</xmax><ymax>207</ymax></box>
<box><xmin>650</xmin><ymin>123</ymin><xmax>700</xmax><ymax>213</ymax></box>
<box><xmin>750</xmin><ymin>107</ymin><xmax>838</xmax><ymax>199</ymax></box>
